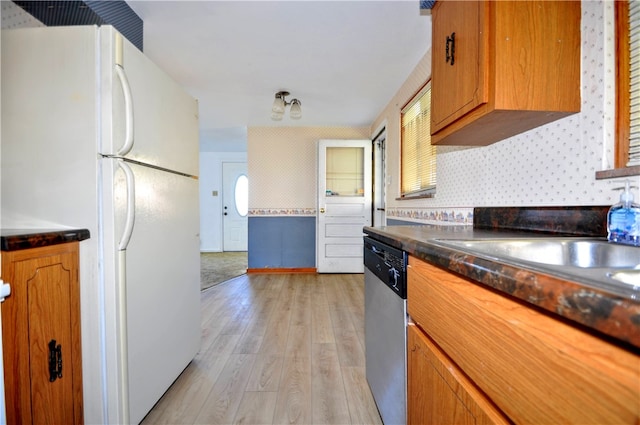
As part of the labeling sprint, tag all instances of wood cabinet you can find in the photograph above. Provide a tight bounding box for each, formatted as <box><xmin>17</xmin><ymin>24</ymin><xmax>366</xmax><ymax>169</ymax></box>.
<box><xmin>430</xmin><ymin>0</ymin><xmax>581</xmax><ymax>146</ymax></box>
<box><xmin>407</xmin><ymin>323</ymin><xmax>509</xmax><ymax>425</ymax></box>
<box><xmin>407</xmin><ymin>256</ymin><xmax>640</xmax><ymax>424</ymax></box>
<box><xmin>2</xmin><ymin>242</ymin><xmax>83</xmax><ymax>425</ymax></box>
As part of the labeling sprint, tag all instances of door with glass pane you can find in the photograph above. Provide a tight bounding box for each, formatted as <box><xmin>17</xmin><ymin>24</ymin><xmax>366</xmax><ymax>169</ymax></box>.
<box><xmin>317</xmin><ymin>139</ymin><xmax>372</xmax><ymax>273</ymax></box>
<box><xmin>223</xmin><ymin>162</ymin><xmax>248</xmax><ymax>251</ymax></box>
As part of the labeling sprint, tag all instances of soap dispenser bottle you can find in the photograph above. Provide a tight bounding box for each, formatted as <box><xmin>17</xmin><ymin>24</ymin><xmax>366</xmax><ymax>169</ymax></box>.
<box><xmin>607</xmin><ymin>180</ymin><xmax>640</xmax><ymax>246</ymax></box>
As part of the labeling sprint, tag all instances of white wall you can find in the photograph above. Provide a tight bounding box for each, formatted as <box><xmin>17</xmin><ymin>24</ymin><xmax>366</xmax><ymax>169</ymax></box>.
<box><xmin>199</xmin><ymin>151</ymin><xmax>247</xmax><ymax>252</ymax></box>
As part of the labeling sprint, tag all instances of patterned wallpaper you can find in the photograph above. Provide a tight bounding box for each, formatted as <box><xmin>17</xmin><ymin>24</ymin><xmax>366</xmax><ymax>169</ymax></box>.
<box><xmin>1</xmin><ymin>1</ymin><xmax>44</xmax><ymax>28</ymax></box>
<box><xmin>375</xmin><ymin>0</ymin><xmax>636</xmax><ymax>225</ymax></box>
<box><xmin>247</xmin><ymin>127</ymin><xmax>370</xmax><ymax>215</ymax></box>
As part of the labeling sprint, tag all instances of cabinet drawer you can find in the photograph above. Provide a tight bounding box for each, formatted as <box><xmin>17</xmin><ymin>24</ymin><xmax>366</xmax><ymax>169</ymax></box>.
<box><xmin>407</xmin><ymin>257</ymin><xmax>639</xmax><ymax>424</ymax></box>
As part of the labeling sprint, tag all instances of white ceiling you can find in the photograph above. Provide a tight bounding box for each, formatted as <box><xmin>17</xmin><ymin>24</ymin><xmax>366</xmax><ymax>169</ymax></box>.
<box><xmin>125</xmin><ymin>1</ymin><xmax>432</xmax><ymax>142</ymax></box>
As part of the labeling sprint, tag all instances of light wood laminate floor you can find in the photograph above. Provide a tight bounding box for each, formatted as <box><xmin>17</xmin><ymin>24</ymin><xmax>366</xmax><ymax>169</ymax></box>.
<box><xmin>141</xmin><ymin>273</ymin><xmax>383</xmax><ymax>425</ymax></box>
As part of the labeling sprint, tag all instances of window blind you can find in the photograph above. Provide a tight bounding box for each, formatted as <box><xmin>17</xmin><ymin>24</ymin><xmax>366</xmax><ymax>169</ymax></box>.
<box><xmin>401</xmin><ymin>83</ymin><xmax>436</xmax><ymax>196</ymax></box>
<box><xmin>627</xmin><ymin>0</ymin><xmax>640</xmax><ymax>165</ymax></box>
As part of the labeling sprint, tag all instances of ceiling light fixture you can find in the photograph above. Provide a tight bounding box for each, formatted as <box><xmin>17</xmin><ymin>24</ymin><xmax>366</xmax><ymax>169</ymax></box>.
<box><xmin>271</xmin><ymin>91</ymin><xmax>302</xmax><ymax>121</ymax></box>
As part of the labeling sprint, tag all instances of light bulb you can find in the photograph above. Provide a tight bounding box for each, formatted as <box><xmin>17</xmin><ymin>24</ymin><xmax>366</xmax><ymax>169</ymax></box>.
<box><xmin>290</xmin><ymin>99</ymin><xmax>302</xmax><ymax>120</ymax></box>
<box><xmin>272</xmin><ymin>97</ymin><xmax>285</xmax><ymax>114</ymax></box>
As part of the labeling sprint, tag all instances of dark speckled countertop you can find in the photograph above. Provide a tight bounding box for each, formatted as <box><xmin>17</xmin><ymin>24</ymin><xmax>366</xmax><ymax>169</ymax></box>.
<box><xmin>1</xmin><ymin>228</ymin><xmax>90</xmax><ymax>251</ymax></box>
<box><xmin>365</xmin><ymin>206</ymin><xmax>640</xmax><ymax>351</ymax></box>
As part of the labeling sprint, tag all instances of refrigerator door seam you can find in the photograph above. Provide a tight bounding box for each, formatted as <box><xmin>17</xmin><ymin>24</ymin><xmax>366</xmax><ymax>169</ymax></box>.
<box><xmin>101</xmin><ymin>154</ymin><xmax>198</xmax><ymax>180</ymax></box>
<box><xmin>121</xmin><ymin>157</ymin><xmax>198</xmax><ymax>179</ymax></box>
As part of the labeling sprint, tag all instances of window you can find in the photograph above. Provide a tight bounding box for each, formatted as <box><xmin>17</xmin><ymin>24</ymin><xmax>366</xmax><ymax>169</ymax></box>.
<box><xmin>325</xmin><ymin>147</ymin><xmax>365</xmax><ymax>197</ymax></box>
<box><xmin>234</xmin><ymin>174</ymin><xmax>248</xmax><ymax>216</ymax></box>
<box><xmin>400</xmin><ymin>82</ymin><xmax>436</xmax><ymax>197</ymax></box>
<box><xmin>616</xmin><ymin>0</ymin><xmax>640</xmax><ymax>168</ymax></box>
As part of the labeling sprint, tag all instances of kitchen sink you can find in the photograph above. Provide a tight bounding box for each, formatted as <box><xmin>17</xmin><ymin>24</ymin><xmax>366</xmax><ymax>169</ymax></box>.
<box><xmin>433</xmin><ymin>238</ymin><xmax>640</xmax><ymax>299</ymax></box>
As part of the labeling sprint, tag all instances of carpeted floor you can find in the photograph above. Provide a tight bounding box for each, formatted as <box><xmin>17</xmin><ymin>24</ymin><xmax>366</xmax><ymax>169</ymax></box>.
<box><xmin>200</xmin><ymin>251</ymin><xmax>248</xmax><ymax>291</ymax></box>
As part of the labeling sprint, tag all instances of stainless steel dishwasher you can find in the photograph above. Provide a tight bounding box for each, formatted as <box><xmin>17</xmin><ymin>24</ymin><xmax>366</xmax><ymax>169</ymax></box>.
<box><xmin>364</xmin><ymin>236</ymin><xmax>407</xmax><ymax>425</ymax></box>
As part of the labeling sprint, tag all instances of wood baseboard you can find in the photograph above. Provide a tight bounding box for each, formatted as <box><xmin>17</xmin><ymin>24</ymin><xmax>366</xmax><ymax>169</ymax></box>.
<box><xmin>247</xmin><ymin>267</ymin><xmax>317</xmax><ymax>274</ymax></box>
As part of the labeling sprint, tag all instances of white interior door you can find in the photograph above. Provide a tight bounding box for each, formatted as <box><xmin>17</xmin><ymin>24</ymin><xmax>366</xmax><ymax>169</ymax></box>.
<box><xmin>317</xmin><ymin>139</ymin><xmax>372</xmax><ymax>273</ymax></box>
<box><xmin>222</xmin><ymin>162</ymin><xmax>248</xmax><ymax>251</ymax></box>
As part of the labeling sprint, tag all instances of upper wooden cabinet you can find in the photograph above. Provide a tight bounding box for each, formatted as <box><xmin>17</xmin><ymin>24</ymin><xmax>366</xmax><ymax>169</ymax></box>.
<box><xmin>430</xmin><ymin>0</ymin><xmax>581</xmax><ymax>146</ymax></box>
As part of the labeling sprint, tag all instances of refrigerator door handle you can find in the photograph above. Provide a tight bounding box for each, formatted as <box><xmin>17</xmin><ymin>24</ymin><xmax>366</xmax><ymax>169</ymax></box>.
<box><xmin>118</xmin><ymin>159</ymin><xmax>136</xmax><ymax>251</ymax></box>
<box><xmin>114</xmin><ymin>64</ymin><xmax>134</xmax><ymax>156</ymax></box>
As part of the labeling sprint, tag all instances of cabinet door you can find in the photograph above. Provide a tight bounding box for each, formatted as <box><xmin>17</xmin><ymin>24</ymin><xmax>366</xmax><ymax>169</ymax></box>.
<box><xmin>24</xmin><ymin>256</ymin><xmax>75</xmax><ymax>425</ymax></box>
<box><xmin>430</xmin><ymin>0</ymin><xmax>486</xmax><ymax>133</ymax></box>
<box><xmin>2</xmin><ymin>243</ymin><xmax>83</xmax><ymax>425</ymax></box>
<box><xmin>407</xmin><ymin>324</ymin><xmax>508</xmax><ymax>425</ymax></box>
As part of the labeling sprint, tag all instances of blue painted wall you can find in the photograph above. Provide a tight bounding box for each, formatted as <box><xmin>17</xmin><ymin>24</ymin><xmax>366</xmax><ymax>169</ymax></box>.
<box><xmin>248</xmin><ymin>216</ymin><xmax>316</xmax><ymax>269</ymax></box>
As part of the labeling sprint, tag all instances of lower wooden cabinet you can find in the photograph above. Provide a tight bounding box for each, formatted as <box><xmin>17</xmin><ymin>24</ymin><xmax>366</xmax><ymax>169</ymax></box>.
<box><xmin>2</xmin><ymin>242</ymin><xmax>83</xmax><ymax>425</ymax></box>
<box><xmin>407</xmin><ymin>256</ymin><xmax>640</xmax><ymax>424</ymax></box>
<box><xmin>407</xmin><ymin>323</ymin><xmax>509</xmax><ymax>425</ymax></box>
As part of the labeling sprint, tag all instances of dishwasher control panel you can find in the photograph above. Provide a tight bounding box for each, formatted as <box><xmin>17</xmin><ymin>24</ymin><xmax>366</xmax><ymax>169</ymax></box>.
<box><xmin>364</xmin><ymin>236</ymin><xmax>407</xmax><ymax>299</ymax></box>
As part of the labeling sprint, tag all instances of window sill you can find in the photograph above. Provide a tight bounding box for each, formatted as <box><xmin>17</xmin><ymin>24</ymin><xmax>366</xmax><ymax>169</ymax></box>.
<box><xmin>396</xmin><ymin>193</ymin><xmax>435</xmax><ymax>201</ymax></box>
<box><xmin>595</xmin><ymin>166</ymin><xmax>640</xmax><ymax>180</ymax></box>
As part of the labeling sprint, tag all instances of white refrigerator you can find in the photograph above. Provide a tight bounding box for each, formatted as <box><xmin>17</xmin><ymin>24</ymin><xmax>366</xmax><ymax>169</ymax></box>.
<box><xmin>1</xmin><ymin>26</ymin><xmax>201</xmax><ymax>424</ymax></box>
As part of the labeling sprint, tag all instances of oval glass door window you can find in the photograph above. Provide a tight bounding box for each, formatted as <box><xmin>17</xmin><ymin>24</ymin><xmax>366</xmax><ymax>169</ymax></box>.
<box><xmin>235</xmin><ymin>174</ymin><xmax>249</xmax><ymax>216</ymax></box>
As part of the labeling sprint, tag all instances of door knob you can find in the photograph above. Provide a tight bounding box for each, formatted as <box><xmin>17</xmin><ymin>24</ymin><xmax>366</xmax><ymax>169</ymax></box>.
<box><xmin>320</xmin><ymin>208</ymin><xmax>325</xmax><ymax>213</ymax></box>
